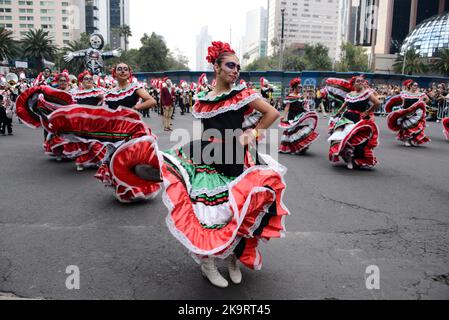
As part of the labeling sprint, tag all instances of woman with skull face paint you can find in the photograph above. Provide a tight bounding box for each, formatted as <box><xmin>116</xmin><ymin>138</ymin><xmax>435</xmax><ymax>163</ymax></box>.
<box><xmin>329</xmin><ymin>76</ymin><xmax>380</xmax><ymax>170</ymax></box>
<box><xmin>105</xmin><ymin>63</ymin><xmax>157</xmax><ymax>111</ymax></box>
<box><xmin>156</xmin><ymin>42</ymin><xmax>289</xmax><ymax>289</ymax></box>
<box><xmin>385</xmin><ymin>80</ymin><xmax>431</xmax><ymax>147</ymax></box>
<box><xmin>70</xmin><ymin>70</ymin><xmax>107</xmax><ymax>172</ymax></box>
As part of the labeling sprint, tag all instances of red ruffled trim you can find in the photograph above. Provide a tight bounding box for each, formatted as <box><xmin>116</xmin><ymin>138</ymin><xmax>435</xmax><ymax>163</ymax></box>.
<box><xmin>443</xmin><ymin>118</ymin><xmax>449</xmax><ymax>140</ymax></box>
<box><xmin>16</xmin><ymin>86</ymin><xmax>75</xmax><ymax>129</ymax></box>
<box><xmin>325</xmin><ymin>78</ymin><xmax>353</xmax><ymax>92</ymax></box>
<box><xmin>104</xmin><ymin>82</ymin><xmax>142</xmax><ymax>102</ymax></box>
<box><xmin>384</xmin><ymin>95</ymin><xmax>403</xmax><ymax>114</ymax></box>
<box><xmin>95</xmin><ymin>163</ymin><xmax>113</xmax><ymax>186</ymax></box>
<box><xmin>75</xmin><ymin>142</ymin><xmax>107</xmax><ymax>167</ymax></box>
<box><xmin>109</xmin><ymin>136</ymin><xmax>163</xmax><ymax>203</ymax></box>
<box><xmin>329</xmin><ymin>118</ymin><xmax>379</xmax><ymax>168</ymax></box>
<box><xmin>48</xmin><ymin>106</ymin><xmax>150</xmax><ymax>141</ymax></box>
<box><xmin>73</xmin><ymin>88</ymin><xmax>104</xmax><ymax>100</ymax></box>
<box><xmin>193</xmin><ymin>88</ymin><xmax>260</xmax><ymax>118</ymax></box>
<box><xmin>163</xmin><ymin>157</ymin><xmax>289</xmax><ymax>270</ymax></box>
<box><xmin>387</xmin><ymin>101</ymin><xmax>426</xmax><ymax>132</ymax></box>
<box><xmin>280</xmin><ymin>131</ymin><xmax>319</xmax><ymax>154</ymax></box>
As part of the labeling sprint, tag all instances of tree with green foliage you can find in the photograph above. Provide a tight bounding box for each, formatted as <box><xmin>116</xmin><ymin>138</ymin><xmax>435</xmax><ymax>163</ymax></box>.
<box><xmin>393</xmin><ymin>48</ymin><xmax>428</xmax><ymax>75</ymax></box>
<box><xmin>302</xmin><ymin>44</ymin><xmax>333</xmax><ymax>70</ymax></box>
<box><xmin>20</xmin><ymin>29</ymin><xmax>58</xmax><ymax>72</ymax></box>
<box><xmin>335</xmin><ymin>42</ymin><xmax>371</xmax><ymax>72</ymax></box>
<box><xmin>431</xmin><ymin>48</ymin><xmax>449</xmax><ymax>77</ymax></box>
<box><xmin>0</xmin><ymin>27</ymin><xmax>18</xmax><ymax>62</ymax></box>
<box><xmin>112</xmin><ymin>25</ymin><xmax>132</xmax><ymax>51</ymax></box>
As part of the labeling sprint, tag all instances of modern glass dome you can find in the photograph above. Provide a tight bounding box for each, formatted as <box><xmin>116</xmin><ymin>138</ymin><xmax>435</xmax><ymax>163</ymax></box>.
<box><xmin>401</xmin><ymin>12</ymin><xmax>449</xmax><ymax>57</ymax></box>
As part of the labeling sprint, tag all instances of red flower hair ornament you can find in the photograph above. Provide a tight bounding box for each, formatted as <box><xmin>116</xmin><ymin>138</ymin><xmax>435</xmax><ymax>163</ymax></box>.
<box><xmin>78</xmin><ymin>70</ymin><xmax>92</xmax><ymax>84</ymax></box>
<box><xmin>206</xmin><ymin>41</ymin><xmax>236</xmax><ymax>65</ymax></box>
<box><xmin>290</xmin><ymin>78</ymin><xmax>302</xmax><ymax>89</ymax></box>
<box><xmin>403</xmin><ymin>79</ymin><xmax>414</xmax><ymax>87</ymax></box>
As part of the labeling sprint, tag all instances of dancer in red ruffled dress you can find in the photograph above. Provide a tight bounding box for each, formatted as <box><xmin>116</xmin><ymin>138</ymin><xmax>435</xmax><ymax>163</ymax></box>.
<box><xmin>157</xmin><ymin>42</ymin><xmax>289</xmax><ymax>288</ymax></box>
<box><xmin>329</xmin><ymin>76</ymin><xmax>381</xmax><ymax>170</ymax></box>
<box><xmin>71</xmin><ymin>70</ymin><xmax>107</xmax><ymax>172</ymax></box>
<box><xmin>385</xmin><ymin>80</ymin><xmax>431</xmax><ymax>147</ymax></box>
<box><xmin>279</xmin><ymin>77</ymin><xmax>319</xmax><ymax>155</ymax></box>
<box><xmin>48</xmin><ymin>63</ymin><xmax>160</xmax><ymax>202</ymax></box>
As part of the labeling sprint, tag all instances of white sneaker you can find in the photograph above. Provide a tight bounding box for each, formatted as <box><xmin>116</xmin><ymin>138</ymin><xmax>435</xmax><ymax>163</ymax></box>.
<box><xmin>227</xmin><ymin>255</ymin><xmax>242</xmax><ymax>285</ymax></box>
<box><xmin>56</xmin><ymin>156</ymin><xmax>62</xmax><ymax>162</ymax></box>
<box><xmin>76</xmin><ymin>165</ymin><xmax>84</xmax><ymax>172</ymax></box>
<box><xmin>347</xmin><ymin>161</ymin><xmax>354</xmax><ymax>170</ymax></box>
<box><xmin>404</xmin><ymin>141</ymin><xmax>411</xmax><ymax>147</ymax></box>
<box><xmin>201</xmin><ymin>258</ymin><xmax>228</xmax><ymax>288</ymax></box>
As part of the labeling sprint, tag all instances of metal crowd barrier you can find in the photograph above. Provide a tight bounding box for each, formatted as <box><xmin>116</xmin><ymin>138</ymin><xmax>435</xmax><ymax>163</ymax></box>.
<box><xmin>437</xmin><ymin>100</ymin><xmax>449</xmax><ymax>120</ymax></box>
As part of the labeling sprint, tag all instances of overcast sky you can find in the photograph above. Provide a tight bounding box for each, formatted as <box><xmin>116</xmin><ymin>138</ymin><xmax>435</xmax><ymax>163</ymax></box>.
<box><xmin>129</xmin><ymin>0</ymin><xmax>267</xmax><ymax>70</ymax></box>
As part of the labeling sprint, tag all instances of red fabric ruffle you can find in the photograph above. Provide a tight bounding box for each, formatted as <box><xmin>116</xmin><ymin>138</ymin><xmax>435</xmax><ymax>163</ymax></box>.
<box><xmin>109</xmin><ymin>136</ymin><xmax>163</xmax><ymax>203</ymax></box>
<box><xmin>49</xmin><ymin>106</ymin><xmax>151</xmax><ymax>142</ymax></box>
<box><xmin>387</xmin><ymin>101</ymin><xmax>426</xmax><ymax>132</ymax></box>
<box><xmin>329</xmin><ymin>118</ymin><xmax>379</xmax><ymax>168</ymax></box>
<box><xmin>16</xmin><ymin>86</ymin><xmax>74</xmax><ymax>129</ymax></box>
<box><xmin>193</xmin><ymin>88</ymin><xmax>259</xmax><ymax>116</ymax></box>
<box><xmin>443</xmin><ymin>118</ymin><xmax>449</xmax><ymax>140</ymax></box>
<box><xmin>163</xmin><ymin>158</ymin><xmax>288</xmax><ymax>270</ymax></box>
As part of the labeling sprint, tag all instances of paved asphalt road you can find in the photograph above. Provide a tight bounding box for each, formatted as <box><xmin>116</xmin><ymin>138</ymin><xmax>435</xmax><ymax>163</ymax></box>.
<box><xmin>1</xmin><ymin>110</ymin><xmax>448</xmax><ymax>300</ymax></box>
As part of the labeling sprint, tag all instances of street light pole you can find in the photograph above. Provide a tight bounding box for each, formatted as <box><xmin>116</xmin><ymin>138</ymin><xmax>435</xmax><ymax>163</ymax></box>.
<box><xmin>402</xmin><ymin>50</ymin><xmax>407</xmax><ymax>75</ymax></box>
<box><xmin>279</xmin><ymin>8</ymin><xmax>286</xmax><ymax>70</ymax></box>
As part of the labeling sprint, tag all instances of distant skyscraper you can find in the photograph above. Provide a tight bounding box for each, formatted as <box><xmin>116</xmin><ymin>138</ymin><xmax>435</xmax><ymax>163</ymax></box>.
<box><xmin>0</xmin><ymin>0</ymin><xmax>86</xmax><ymax>47</ymax></box>
<box><xmin>350</xmin><ymin>0</ymin><xmax>447</xmax><ymax>73</ymax></box>
<box><xmin>109</xmin><ymin>0</ymin><xmax>130</xmax><ymax>49</ymax></box>
<box><xmin>267</xmin><ymin>0</ymin><xmax>341</xmax><ymax>61</ymax></box>
<box><xmin>241</xmin><ymin>7</ymin><xmax>268</xmax><ymax>67</ymax></box>
<box><xmin>196</xmin><ymin>26</ymin><xmax>213</xmax><ymax>71</ymax></box>
<box><xmin>85</xmin><ymin>0</ymin><xmax>100</xmax><ymax>35</ymax></box>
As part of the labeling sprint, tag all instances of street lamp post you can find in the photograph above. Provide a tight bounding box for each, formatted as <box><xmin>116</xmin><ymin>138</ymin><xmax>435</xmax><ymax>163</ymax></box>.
<box><xmin>402</xmin><ymin>50</ymin><xmax>407</xmax><ymax>75</ymax></box>
<box><xmin>279</xmin><ymin>8</ymin><xmax>286</xmax><ymax>70</ymax></box>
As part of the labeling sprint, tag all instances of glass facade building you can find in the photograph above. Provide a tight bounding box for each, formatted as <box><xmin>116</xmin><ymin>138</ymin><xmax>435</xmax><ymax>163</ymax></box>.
<box><xmin>401</xmin><ymin>12</ymin><xmax>449</xmax><ymax>57</ymax></box>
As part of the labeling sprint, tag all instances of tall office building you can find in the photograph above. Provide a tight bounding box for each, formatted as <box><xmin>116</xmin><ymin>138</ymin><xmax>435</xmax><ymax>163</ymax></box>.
<box><xmin>241</xmin><ymin>6</ymin><xmax>268</xmax><ymax>67</ymax></box>
<box><xmin>109</xmin><ymin>0</ymin><xmax>130</xmax><ymax>49</ymax></box>
<box><xmin>267</xmin><ymin>0</ymin><xmax>341</xmax><ymax>60</ymax></box>
<box><xmin>196</xmin><ymin>26</ymin><xmax>213</xmax><ymax>71</ymax></box>
<box><xmin>0</xmin><ymin>0</ymin><xmax>86</xmax><ymax>47</ymax></box>
<box><xmin>350</xmin><ymin>0</ymin><xmax>448</xmax><ymax>72</ymax></box>
<box><xmin>85</xmin><ymin>0</ymin><xmax>99</xmax><ymax>35</ymax></box>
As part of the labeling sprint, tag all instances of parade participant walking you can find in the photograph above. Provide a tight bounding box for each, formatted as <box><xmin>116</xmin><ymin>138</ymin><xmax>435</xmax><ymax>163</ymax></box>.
<box><xmin>385</xmin><ymin>80</ymin><xmax>431</xmax><ymax>147</ymax></box>
<box><xmin>159</xmin><ymin>41</ymin><xmax>289</xmax><ymax>288</ymax></box>
<box><xmin>279</xmin><ymin>78</ymin><xmax>319</xmax><ymax>155</ymax></box>
<box><xmin>161</xmin><ymin>78</ymin><xmax>174</xmax><ymax>131</ymax></box>
<box><xmin>329</xmin><ymin>76</ymin><xmax>381</xmax><ymax>170</ymax></box>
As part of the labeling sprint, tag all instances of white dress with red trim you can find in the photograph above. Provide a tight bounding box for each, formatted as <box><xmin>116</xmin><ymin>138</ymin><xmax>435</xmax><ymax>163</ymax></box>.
<box><xmin>279</xmin><ymin>95</ymin><xmax>319</xmax><ymax>154</ymax></box>
<box><xmin>386</xmin><ymin>91</ymin><xmax>431</xmax><ymax>146</ymax></box>
<box><xmin>328</xmin><ymin>90</ymin><xmax>379</xmax><ymax>169</ymax></box>
<box><xmin>160</xmin><ymin>84</ymin><xmax>290</xmax><ymax>270</ymax></box>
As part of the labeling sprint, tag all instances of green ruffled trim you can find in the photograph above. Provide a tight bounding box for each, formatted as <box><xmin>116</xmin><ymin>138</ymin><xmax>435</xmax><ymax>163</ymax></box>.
<box><xmin>196</xmin><ymin>84</ymin><xmax>247</xmax><ymax>102</ymax></box>
<box><xmin>164</xmin><ymin>147</ymin><xmax>235</xmax><ymax>197</ymax></box>
<box><xmin>334</xmin><ymin>117</ymin><xmax>354</xmax><ymax>129</ymax></box>
<box><xmin>201</xmin><ymin>223</ymin><xmax>226</xmax><ymax>230</ymax></box>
